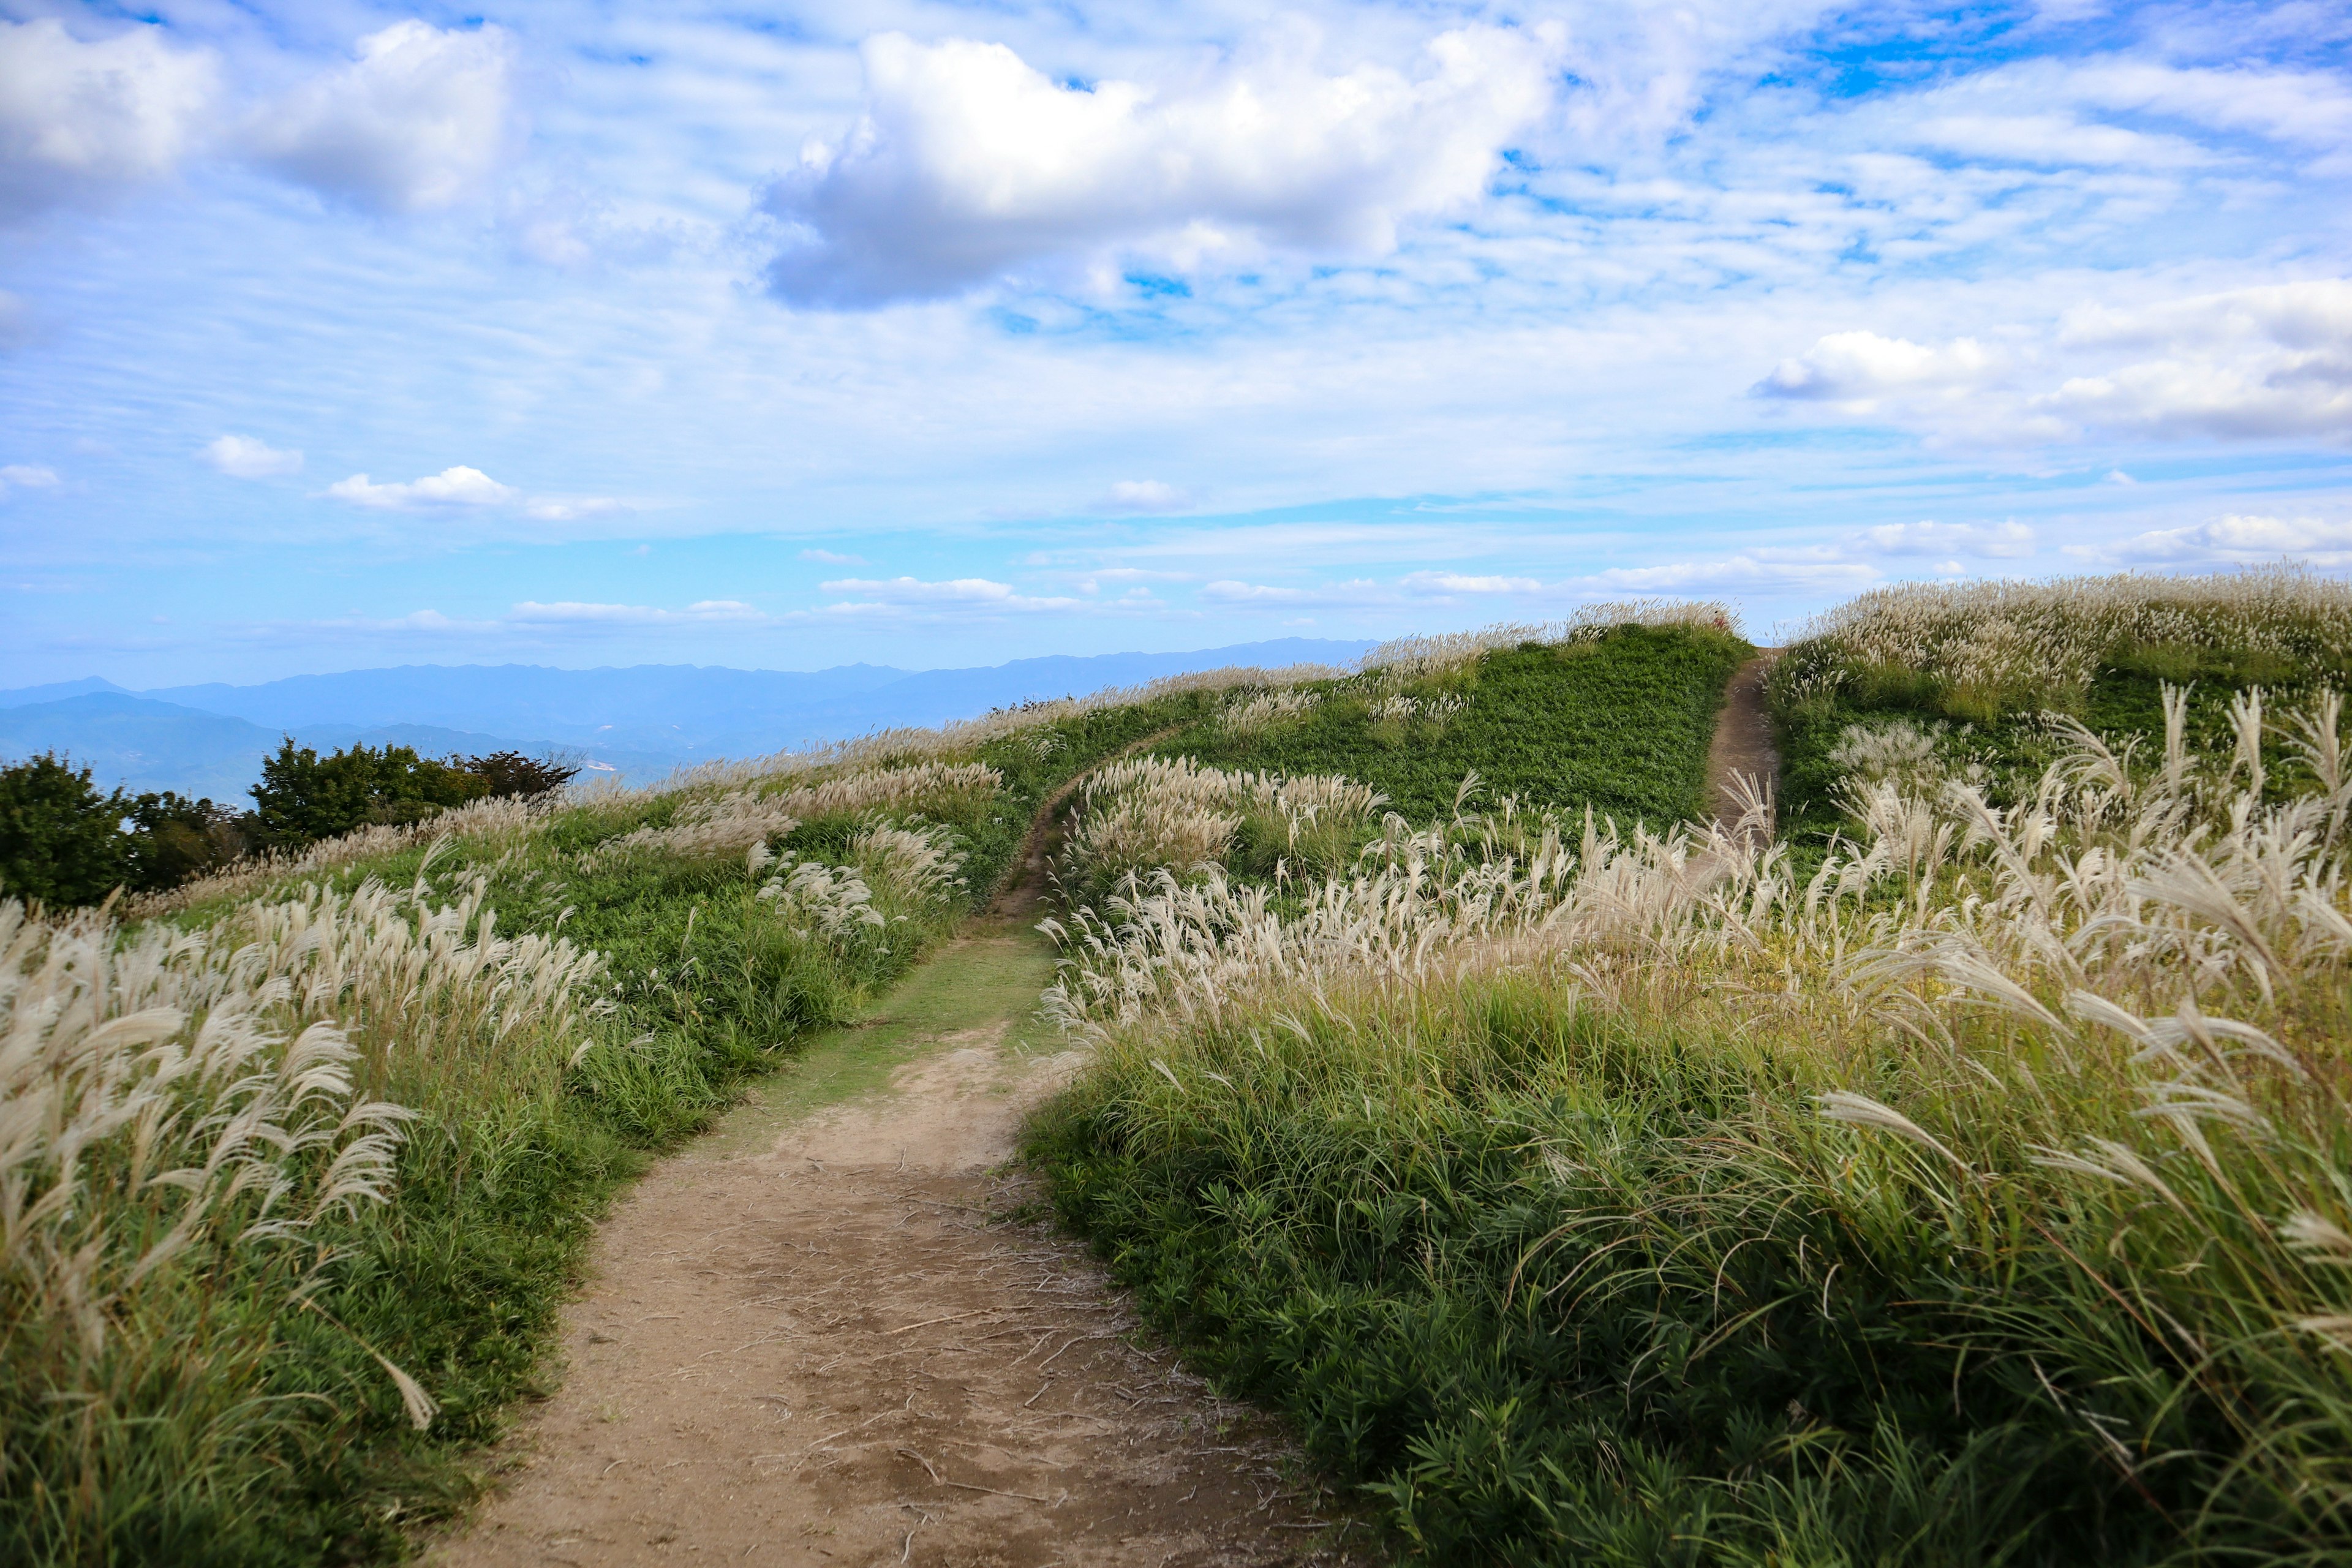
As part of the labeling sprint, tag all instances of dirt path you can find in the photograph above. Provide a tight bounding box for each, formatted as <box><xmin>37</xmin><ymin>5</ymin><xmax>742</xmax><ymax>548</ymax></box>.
<box><xmin>1705</xmin><ymin>650</ymin><xmax>1782</xmax><ymax>835</ymax></box>
<box><xmin>431</xmin><ymin>922</ymin><xmax>1360</xmax><ymax>1568</ymax></box>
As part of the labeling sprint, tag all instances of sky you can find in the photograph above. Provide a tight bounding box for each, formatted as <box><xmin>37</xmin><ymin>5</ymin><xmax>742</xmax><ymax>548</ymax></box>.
<box><xmin>1</xmin><ymin>0</ymin><xmax>2348</xmax><ymax>685</ymax></box>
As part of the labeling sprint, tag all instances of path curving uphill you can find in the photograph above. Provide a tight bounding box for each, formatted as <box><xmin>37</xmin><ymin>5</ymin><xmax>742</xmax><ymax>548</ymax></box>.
<box><xmin>432</xmin><ymin>777</ymin><xmax>1359</xmax><ymax>1567</ymax></box>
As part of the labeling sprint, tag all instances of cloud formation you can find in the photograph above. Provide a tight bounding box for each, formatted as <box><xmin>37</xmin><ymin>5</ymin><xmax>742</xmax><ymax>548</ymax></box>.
<box><xmin>0</xmin><ymin>461</ymin><xmax>58</xmax><ymax>497</ymax></box>
<box><xmin>328</xmin><ymin>466</ymin><xmax>516</xmax><ymax>510</ymax></box>
<box><xmin>1760</xmin><ymin>280</ymin><xmax>2352</xmax><ymax>445</ymax></box>
<box><xmin>1095</xmin><ymin>480</ymin><xmax>1193</xmax><ymax>514</ymax></box>
<box><xmin>820</xmin><ymin>575</ymin><xmax>1080</xmax><ymax>613</ymax></box>
<box><xmin>2116</xmin><ymin>513</ymin><xmax>2352</xmax><ymax>565</ymax></box>
<box><xmin>203</xmin><ymin>434</ymin><xmax>303</xmax><ymax>478</ymax></box>
<box><xmin>0</xmin><ymin>19</ymin><xmax>217</xmax><ymax>217</ymax></box>
<box><xmin>244</xmin><ymin>23</ymin><xmax>516</xmax><ymax>214</ymax></box>
<box><xmin>323</xmin><ymin>464</ymin><xmax>628</xmax><ymax>524</ymax></box>
<box><xmin>1850</xmin><ymin>521</ymin><xmax>2035</xmax><ymax>558</ymax></box>
<box><xmin>762</xmin><ymin>26</ymin><xmax>1555</xmax><ymax>305</ymax></box>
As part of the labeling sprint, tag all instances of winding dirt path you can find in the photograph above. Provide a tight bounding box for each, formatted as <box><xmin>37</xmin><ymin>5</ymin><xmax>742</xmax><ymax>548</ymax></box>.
<box><xmin>434</xmin><ymin>791</ymin><xmax>1359</xmax><ymax>1568</ymax></box>
<box><xmin>1705</xmin><ymin>650</ymin><xmax>1782</xmax><ymax>835</ymax></box>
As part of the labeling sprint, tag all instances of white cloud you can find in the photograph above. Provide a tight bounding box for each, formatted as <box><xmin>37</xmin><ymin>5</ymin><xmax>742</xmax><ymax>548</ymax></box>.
<box><xmin>1851</xmin><ymin>520</ymin><xmax>2035</xmax><ymax>558</ymax></box>
<box><xmin>0</xmin><ymin>19</ymin><xmax>217</xmax><ymax>216</ymax></box>
<box><xmin>509</xmin><ymin>599</ymin><xmax>765</xmax><ymax>625</ymax></box>
<box><xmin>799</xmin><ymin>548</ymin><xmax>867</xmax><ymax>565</ymax></box>
<box><xmin>1755</xmin><ymin>331</ymin><xmax>1996</xmax><ymax>405</ymax></box>
<box><xmin>1401</xmin><ymin>571</ymin><xmax>1545</xmax><ymax>595</ymax></box>
<box><xmin>0</xmin><ymin>461</ymin><xmax>58</xmax><ymax>502</ymax></box>
<box><xmin>522</xmin><ymin>496</ymin><xmax>629</xmax><ymax>522</ymax></box>
<box><xmin>1199</xmin><ymin>578</ymin><xmax>1390</xmax><ymax>606</ymax></box>
<box><xmin>1758</xmin><ymin>280</ymin><xmax>2352</xmax><ymax>444</ymax></box>
<box><xmin>328</xmin><ymin>465</ymin><xmax>517</xmax><ymax>510</ymax></box>
<box><xmin>1095</xmin><ymin>480</ymin><xmax>1193</xmax><ymax>514</ymax></box>
<box><xmin>203</xmin><ymin>434</ymin><xmax>303</xmax><ymax>478</ymax></box>
<box><xmin>818</xmin><ymin>575</ymin><xmax>1081</xmax><ymax>613</ymax></box>
<box><xmin>244</xmin><ymin>23</ymin><xmax>516</xmax><ymax>214</ymax></box>
<box><xmin>762</xmin><ymin>26</ymin><xmax>1556</xmax><ymax>305</ymax></box>
<box><xmin>323</xmin><ymin>464</ymin><xmax>630</xmax><ymax>522</ymax></box>
<box><xmin>2115</xmin><ymin>513</ymin><xmax>2352</xmax><ymax>565</ymax></box>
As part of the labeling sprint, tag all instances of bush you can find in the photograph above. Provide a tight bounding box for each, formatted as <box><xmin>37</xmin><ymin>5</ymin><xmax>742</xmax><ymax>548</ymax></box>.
<box><xmin>0</xmin><ymin>753</ymin><xmax>127</xmax><ymax>905</ymax></box>
<box><xmin>249</xmin><ymin>742</ymin><xmax>492</xmax><ymax>848</ymax></box>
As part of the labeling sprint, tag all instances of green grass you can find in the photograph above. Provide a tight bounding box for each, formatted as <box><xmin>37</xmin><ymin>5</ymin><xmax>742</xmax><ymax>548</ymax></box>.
<box><xmin>1026</xmin><ymin>609</ymin><xmax>2352</xmax><ymax>1567</ymax></box>
<box><xmin>1773</xmin><ymin>639</ymin><xmax>2352</xmax><ymax>848</ymax></box>
<box><xmin>1159</xmin><ymin>625</ymin><xmax>1752</xmax><ymax>827</ymax></box>
<box><xmin>2</xmin><ymin>690</ymin><xmax>1225</xmax><ymax>1566</ymax></box>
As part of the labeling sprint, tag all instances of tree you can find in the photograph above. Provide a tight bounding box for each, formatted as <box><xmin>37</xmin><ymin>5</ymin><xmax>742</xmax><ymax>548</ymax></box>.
<box><xmin>122</xmin><ymin>791</ymin><xmax>249</xmax><ymax>892</ymax></box>
<box><xmin>0</xmin><ymin>753</ymin><xmax>129</xmax><ymax>905</ymax></box>
<box><xmin>459</xmin><ymin>750</ymin><xmax>581</xmax><ymax>799</ymax></box>
<box><xmin>249</xmin><ymin>741</ymin><xmax>490</xmax><ymax>849</ymax></box>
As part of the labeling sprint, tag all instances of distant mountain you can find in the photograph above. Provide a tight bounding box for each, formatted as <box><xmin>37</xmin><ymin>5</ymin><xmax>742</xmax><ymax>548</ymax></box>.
<box><xmin>0</xmin><ymin>639</ymin><xmax>1373</xmax><ymax>799</ymax></box>
<box><xmin>0</xmin><ymin>693</ymin><xmax>287</xmax><ymax>801</ymax></box>
<box><xmin>0</xmin><ymin>694</ymin><xmax>678</xmax><ymax>800</ymax></box>
<box><xmin>126</xmin><ymin>639</ymin><xmax>1366</xmax><ymax>758</ymax></box>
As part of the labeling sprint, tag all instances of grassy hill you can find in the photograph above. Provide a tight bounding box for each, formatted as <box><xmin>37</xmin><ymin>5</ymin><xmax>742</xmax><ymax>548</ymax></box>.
<box><xmin>7</xmin><ymin>573</ymin><xmax>2352</xmax><ymax>1567</ymax></box>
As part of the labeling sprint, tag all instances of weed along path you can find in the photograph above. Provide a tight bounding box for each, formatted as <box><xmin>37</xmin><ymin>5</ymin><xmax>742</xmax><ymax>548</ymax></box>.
<box><xmin>432</xmin><ymin>914</ymin><xmax>1356</xmax><ymax>1568</ymax></box>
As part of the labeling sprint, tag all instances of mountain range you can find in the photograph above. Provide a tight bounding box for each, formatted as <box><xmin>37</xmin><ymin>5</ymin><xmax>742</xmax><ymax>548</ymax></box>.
<box><xmin>0</xmin><ymin>639</ymin><xmax>1371</xmax><ymax>801</ymax></box>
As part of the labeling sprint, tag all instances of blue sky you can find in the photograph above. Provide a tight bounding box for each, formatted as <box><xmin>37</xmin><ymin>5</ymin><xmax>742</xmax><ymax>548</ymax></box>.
<box><xmin>2</xmin><ymin>0</ymin><xmax>2348</xmax><ymax>684</ymax></box>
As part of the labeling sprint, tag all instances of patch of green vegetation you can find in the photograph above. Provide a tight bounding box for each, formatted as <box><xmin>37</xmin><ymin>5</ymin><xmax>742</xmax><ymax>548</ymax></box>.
<box><xmin>696</xmin><ymin>922</ymin><xmax>1060</xmax><ymax>1156</ymax></box>
<box><xmin>1166</xmin><ymin>625</ymin><xmax>1752</xmax><ymax>827</ymax></box>
<box><xmin>1</xmin><ymin>688</ymin><xmax>1224</xmax><ymax>1566</ymax></box>
<box><xmin>1774</xmin><ymin>639</ymin><xmax>2351</xmax><ymax>846</ymax></box>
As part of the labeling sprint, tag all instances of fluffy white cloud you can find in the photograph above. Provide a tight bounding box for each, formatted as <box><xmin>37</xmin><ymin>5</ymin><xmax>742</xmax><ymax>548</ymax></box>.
<box><xmin>328</xmin><ymin>465</ymin><xmax>516</xmax><ymax>510</ymax></box>
<box><xmin>2115</xmin><ymin>513</ymin><xmax>2352</xmax><ymax>565</ymax></box>
<box><xmin>203</xmin><ymin>434</ymin><xmax>303</xmax><ymax>478</ymax></box>
<box><xmin>1756</xmin><ymin>331</ymin><xmax>1996</xmax><ymax>405</ymax></box>
<box><xmin>1759</xmin><ymin>280</ymin><xmax>2352</xmax><ymax>444</ymax></box>
<box><xmin>244</xmin><ymin>23</ymin><xmax>516</xmax><ymax>214</ymax></box>
<box><xmin>799</xmin><ymin>548</ymin><xmax>867</xmax><ymax>565</ymax></box>
<box><xmin>1851</xmin><ymin>520</ymin><xmax>2035</xmax><ymax>558</ymax></box>
<box><xmin>762</xmin><ymin>26</ymin><xmax>1556</xmax><ymax>305</ymax></box>
<box><xmin>0</xmin><ymin>19</ymin><xmax>217</xmax><ymax>216</ymax></box>
<box><xmin>324</xmin><ymin>463</ymin><xmax>633</xmax><ymax>525</ymax></box>
<box><xmin>1402</xmin><ymin>571</ymin><xmax>1545</xmax><ymax>595</ymax></box>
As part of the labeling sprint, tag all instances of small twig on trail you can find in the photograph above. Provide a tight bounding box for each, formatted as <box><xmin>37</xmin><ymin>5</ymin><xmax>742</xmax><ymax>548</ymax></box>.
<box><xmin>943</xmin><ymin>1480</ymin><xmax>1052</xmax><ymax>1504</ymax></box>
<box><xmin>888</xmin><ymin>1308</ymin><xmax>1023</xmax><ymax>1336</ymax></box>
<box><xmin>1023</xmin><ymin>1379</ymin><xmax>1051</xmax><ymax>1408</ymax></box>
<box><xmin>1038</xmin><ymin>1332</ymin><xmax>1114</xmax><ymax>1370</ymax></box>
<box><xmin>897</xmin><ymin>1449</ymin><xmax>944</xmax><ymax>1483</ymax></box>
<box><xmin>636</xmin><ymin>1313</ymin><xmax>682</xmax><ymax>1322</ymax></box>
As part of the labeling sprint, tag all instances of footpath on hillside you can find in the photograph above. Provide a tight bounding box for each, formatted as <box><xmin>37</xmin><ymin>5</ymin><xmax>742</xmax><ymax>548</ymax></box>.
<box><xmin>432</xmin><ymin>829</ymin><xmax>1362</xmax><ymax>1567</ymax></box>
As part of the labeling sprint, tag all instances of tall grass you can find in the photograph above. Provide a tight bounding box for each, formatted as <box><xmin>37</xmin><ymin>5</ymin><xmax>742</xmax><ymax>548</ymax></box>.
<box><xmin>1033</xmin><ymin>673</ymin><xmax>2352</xmax><ymax>1562</ymax></box>
<box><xmin>0</xmin><ymin>688</ymin><xmax>1158</xmax><ymax>1563</ymax></box>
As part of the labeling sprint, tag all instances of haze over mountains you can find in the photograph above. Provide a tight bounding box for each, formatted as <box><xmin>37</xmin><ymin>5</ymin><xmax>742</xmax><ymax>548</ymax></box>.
<box><xmin>0</xmin><ymin>639</ymin><xmax>1370</xmax><ymax>801</ymax></box>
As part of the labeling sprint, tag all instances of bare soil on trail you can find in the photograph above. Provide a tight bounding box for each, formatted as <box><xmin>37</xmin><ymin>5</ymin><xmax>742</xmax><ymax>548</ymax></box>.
<box><xmin>430</xmin><ymin>924</ymin><xmax>1363</xmax><ymax>1568</ymax></box>
<box><xmin>1706</xmin><ymin>650</ymin><xmax>1782</xmax><ymax>833</ymax></box>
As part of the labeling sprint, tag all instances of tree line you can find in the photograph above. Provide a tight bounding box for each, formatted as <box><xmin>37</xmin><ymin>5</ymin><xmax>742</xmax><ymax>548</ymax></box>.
<box><xmin>0</xmin><ymin>740</ymin><xmax>580</xmax><ymax>905</ymax></box>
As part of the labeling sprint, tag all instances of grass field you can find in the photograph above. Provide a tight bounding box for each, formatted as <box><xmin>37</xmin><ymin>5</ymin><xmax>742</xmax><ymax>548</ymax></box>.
<box><xmin>0</xmin><ymin>677</ymin><xmax>1240</xmax><ymax>1564</ymax></box>
<box><xmin>16</xmin><ymin>570</ymin><xmax>2351</xmax><ymax>1567</ymax></box>
<box><xmin>1031</xmin><ymin>570</ymin><xmax>2352</xmax><ymax>1567</ymax></box>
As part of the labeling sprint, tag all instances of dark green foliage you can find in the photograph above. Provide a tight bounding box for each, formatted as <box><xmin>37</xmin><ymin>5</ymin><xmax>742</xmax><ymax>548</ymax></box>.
<box><xmin>0</xmin><ymin>753</ymin><xmax>127</xmax><ymax>904</ymax></box>
<box><xmin>248</xmin><ymin>741</ymin><xmax>492</xmax><ymax>848</ymax></box>
<box><xmin>1773</xmin><ymin>641</ymin><xmax>2352</xmax><ymax>848</ymax></box>
<box><xmin>1027</xmin><ymin>1012</ymin><xmax>2233</xmax><ymax>1568</ymax></box>
<box><xmin>121</xmin><ymin>791</ymin><xmax>247</xmax><ymax>891</ymax></box>
<box><xmin>457</xmin><ymin>750</ymin><xmax>581</xmax><ymax>800</ymax></box>
<box><xmin>1169</xmin><ymin>627</ymin><xmax>1751</xmax><ymax>827</ymax></box>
